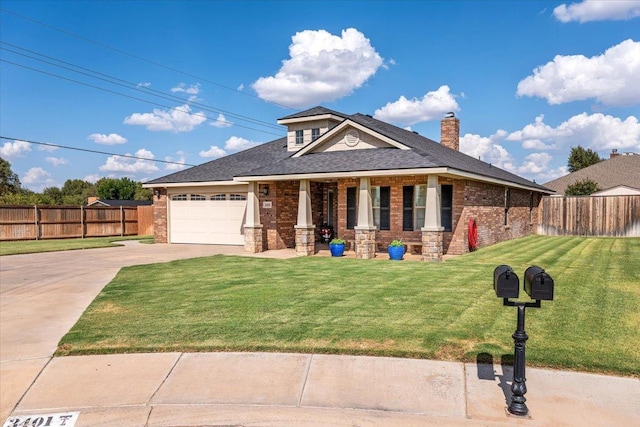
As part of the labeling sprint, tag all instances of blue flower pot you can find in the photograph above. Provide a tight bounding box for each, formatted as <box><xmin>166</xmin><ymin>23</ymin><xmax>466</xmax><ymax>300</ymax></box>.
<box><xmin>388</xmin><ymin>245</ymin><xmax>405</xmax><ymax>260</ymax></box>
<box><xmin>329</xmin><ymin>243</ymin><xmax>345</xmax><ymax>257</ymax></box>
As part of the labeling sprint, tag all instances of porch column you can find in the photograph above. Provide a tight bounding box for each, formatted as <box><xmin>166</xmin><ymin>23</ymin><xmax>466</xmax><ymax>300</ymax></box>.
<box><xmin>244</xmin><ymin>181</ymin><xmax>264</xmax><ymax>253</ymax></box>
<box><xmin>421</xmin><ymin>175</ymin><xmax>444</xmax><ymax>261</ymax></box>
<box><xmin>295</xmin><ymin>179</ymin><xmax>315</xmax><ymax>256</ymax></box>
<box><xmin>355</xmin><ymin>177</ymin><xmax>377</xmax><ymax>259</ymax></box>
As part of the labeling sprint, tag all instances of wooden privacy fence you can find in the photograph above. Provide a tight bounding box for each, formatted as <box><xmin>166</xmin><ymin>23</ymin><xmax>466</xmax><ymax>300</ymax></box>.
<box><xmin>0</xmin><ymin>205</ymin><xmax>154</xmax><ymax>241</ymax></box>
<box><xmin>538</xmin><ymin>195</ymin><xmax>640</xmax><ymax>237</ymax></box>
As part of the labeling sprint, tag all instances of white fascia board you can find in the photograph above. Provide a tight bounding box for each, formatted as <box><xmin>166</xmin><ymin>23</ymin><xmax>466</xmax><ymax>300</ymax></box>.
<box><xmin>292</xmin><ymin>120</ymin><xmax>410</xmax><ymax>158</ymax></box>
<box><xmin>234</xmin><ymin>167</ymin><xmax>552</xmax><ymax>193</ymax></box>
<box><xmin>445</xmin><ymin>169</ymin><xmax>554</xmax><ymax>193</ymax></box>
<box><xmin>277</xmin><ymin>114</ymin><xmax>344</xmax><ymax>125</ymax></box>
<box><xmin>143</xmin><ymin>180</ymin><xmax>248</xmax><ymax>188</ymax></box>
<box><xmin>234</xmin><ymin>168</ymin><xmax>450</xmax><ymax>182</ymax></box>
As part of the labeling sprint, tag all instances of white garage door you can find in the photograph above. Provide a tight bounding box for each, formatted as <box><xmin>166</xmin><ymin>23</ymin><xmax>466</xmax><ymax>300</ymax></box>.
<box><xmin>169</xmin><ymin>192</ymin><xmax>247</xmax><ymax>245</ymax></box>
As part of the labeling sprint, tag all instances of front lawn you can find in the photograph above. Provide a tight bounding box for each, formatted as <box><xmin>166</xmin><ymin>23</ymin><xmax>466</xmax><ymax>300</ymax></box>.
<box><xmin>0</xmin><ymin>236</ymin><xmax>154</xmax><ymax>256</ymax></box>
<box><xmin>57</xmin><ymin>235</ymin><xmax>640</xmax><ymax>376</ymax></box>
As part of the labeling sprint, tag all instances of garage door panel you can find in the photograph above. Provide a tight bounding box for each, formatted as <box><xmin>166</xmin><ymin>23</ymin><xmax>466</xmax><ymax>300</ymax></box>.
<box><xmin>169</xmin><ymin>197</ymin><xmax>247</xmax><ymax>245</ymax></box>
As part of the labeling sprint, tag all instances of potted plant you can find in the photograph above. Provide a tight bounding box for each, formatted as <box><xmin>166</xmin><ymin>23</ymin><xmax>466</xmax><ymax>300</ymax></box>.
<box><xmin>329</xmin><ymin>238</ymin><xmax>346</xmax><ymax>257</ymax></box>
<box><xmin>388</xmin><ymin>239</ymin><xmax>405</xmax><ymax>261</ymax></box>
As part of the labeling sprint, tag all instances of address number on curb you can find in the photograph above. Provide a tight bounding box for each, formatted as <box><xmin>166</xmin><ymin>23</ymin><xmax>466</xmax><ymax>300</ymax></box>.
<box><xmin>3</xmin><ymin>412</ymin><xmax>79</xmax><ymax>427</ymax></box>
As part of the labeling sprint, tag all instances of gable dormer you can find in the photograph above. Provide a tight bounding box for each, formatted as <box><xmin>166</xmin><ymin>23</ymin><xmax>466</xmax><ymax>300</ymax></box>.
<box><xmin>277</xmin><ymin>107</ymin><xmax>347</xmax><ymax>152</ymax></box>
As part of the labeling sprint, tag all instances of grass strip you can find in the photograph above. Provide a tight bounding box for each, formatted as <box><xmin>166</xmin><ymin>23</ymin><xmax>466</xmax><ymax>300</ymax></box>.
<box><xmin>57</xmin><ymin>235</ymin><xmax>640</xmax><ymax>376</ymax></box>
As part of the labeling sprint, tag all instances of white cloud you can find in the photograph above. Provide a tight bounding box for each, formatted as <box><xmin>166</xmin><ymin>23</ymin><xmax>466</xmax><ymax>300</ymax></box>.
<box><xmin>171</xmin><ymin>83</ymin><xmax>201</xmax><ymax>95</ymax></box>
<box><xmin>252</xmin><ymin>28</ymin><xmax>383</xmax><ymax>107</ymax></box>
<box><xmin>84</xmin><ymin>174</ymin><xmax>101</xmax><ymax>183</ymax></box>
<box><xmin>21</xmin><ymin>167</ymin><xmax>56</xmax><ymax>191</ymax></box>
<box><xmin>224</xmin><ymin>136</ymin><xmax>259</xmax><ymax>152</ymax></box>
<box><xmin>37</xmin><ymin>144</ymin><xmax>58</xmax><ymax>153</ymax></box>
<box><xmin>210</xmin><ymin>113</ymin><xmax>233</xmax><ymax>128</ymax></box>
<box><xmin>137</xmin><ymin>82</ymin><xmax>151</xmax><ymax>87</ymax></box>
<box><xmin>237</xmin><ymin>83</ymin><xmax>244</xmax><ymax>91</ymax></box>
<box><xmin>88</xmin><ymin>133</ymin><xmax>127</xmax><ymax>145</ymax></box>
<box><xmin>508</xmin><ymin>113</ymin><xmax>640</xmax><ymax>152</ymax></box>
<box><xmin>373</xmin><ymin>85</ymin><xmax>460</xmax><ymax>125</ymax></box>
<box><xmin>164</xmin><ymin>151</ymin><xmax>187</xmax><ymax>171</ymax></box>
<box><xmin>124</xmin><ymin>104</ymin><xmax>207</xmax><ymax>132</ymax></box>
<box><xmin>46</xmin><ymin>156</ymin><xmax>68</xmax><ymax>166</ymax></box>
<box><xmin>0</xmin><ymin>140</ymin><xmax>31</xmax><ymax>157</ymax></box>
<box><xmin>199</xmin><ymin>145</ymin><xmax>227</xmax><ymax>158</ymax></box>
<box><xmin>460</xmin><ymin>130</ymin><xmax>512</xmax><ymax>168</ymax></box>
<box><xmin>554</xmin><ymin>0</ymin><xmax>640</xmax><ymax>23</ymax></box>
<box><xmin>99</xmin><ymin>148</ymin><xmax>159</xmax><ymax>174</ymax></box>
<box><xmin>516</xmin><ymin>39</ymin><xmax>640</xmax><ymax>106</ymax></box>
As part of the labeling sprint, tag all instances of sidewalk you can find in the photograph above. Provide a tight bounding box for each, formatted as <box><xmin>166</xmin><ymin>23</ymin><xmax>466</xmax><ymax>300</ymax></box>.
<box><xmin>2</xmin><ymin>242</ymin><xmax>639</xmax><ymax>426</ymax></box>
<box><xmin>6</xmin><ymin>352</ymin><xmax>640</xmax><ymax>426</ymax></box>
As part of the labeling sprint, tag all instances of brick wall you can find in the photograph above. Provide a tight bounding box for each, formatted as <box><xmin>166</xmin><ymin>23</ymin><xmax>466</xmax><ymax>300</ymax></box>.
<box><xmin>260</xmin><ymin>181</ymin><xmax>299</xmax><ymax>249</ymax></box>
<box><xmin>445</xmin><ymin>180</ymin><xmax>540</xmax><ymax>254</ymax></box>
<box><xmin>153</xmin><ymin>189</ymin><xmax>167</xmax><ymax>243</ymax></box>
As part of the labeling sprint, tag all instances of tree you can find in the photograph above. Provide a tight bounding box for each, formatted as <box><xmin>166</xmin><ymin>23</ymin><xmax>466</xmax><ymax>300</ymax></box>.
<box><xmin>0</xmin><ymin>157</ymin><xmax>22</xmax><ymax>196</ymax></box>
<box><xmin>565</xmin><ymin>178</ymin><xmax>601</xmax><ymax>196</ymax></box>
<box><xmin>61</xmin><ymin>179</ymin><xmax>96</xmax><ymax>205</ymax></box>
<box><xmin>567</xmin><ymin>146</ymin><xmax>601</xmax><ymax>173</ymax></box>
<box><xmin>96</xmin><ymin>177</ymin><xmax>137</xmax><ymax>200</ymax></box>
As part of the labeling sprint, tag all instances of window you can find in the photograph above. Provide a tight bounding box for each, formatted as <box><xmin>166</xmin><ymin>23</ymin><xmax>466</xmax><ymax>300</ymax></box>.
<box><xmin>171</xmin><ymin>194</ymin><xmax>187</xmax><ymax>201</ymax></box>
<box><xmin>402</xmin><ymin>185</ymin><xmax>425</xmax><ymax>230</ymax></box>
<box><xmin>529</xmin><ymin>191</ymin><xmax>534</xmax><ymax>224</ymax></box>
<box><xmin>504</xmin><ymin>188</ymin><xmax>511</xmax><ymax>226</ymax></box>
<box><xmin>295</xmin><ymin>130</ymin><xmax>304</xmax><ymax>145</ymax></box>
<box><xmin>190</xmin><ymin>194</ymin><xmax>206</xmax><ymax>201</ymax></box>
<box><xmin>311</xmin><ymin>128</ymin><xmax>320</xmax><ymax>141</ymax></box>
<box><xmin>403</xmin><ymin>184</ymin><xmax>453</xmax><ymax>231</ymax></box>
<box><xmin>211</xmin><ymin>194</ymin><xmax>226</xmax><ymax>201</ymax></box>
<box><xmin>441</xmin><ymin>185</ymin><xmax>453</xmax><ymax>232</ymax></box>
<box><xmin>347</xmin><ymin>187</ymin><xmax>357</xmax><ymax>229</ymax></box>
<box><xmin>371</xmin><ymin>186</ymin><xmax>390</xmax><ymax>230</ymax></box>
<box><xmin>230</xmin><ymin>194</ymin><xmax>247</xmax><ymax>201</ymax></box>
<box><xmin>414</xmin><ymin>184</ymin><xmax>427</xmax><ymax>230</ymax></box>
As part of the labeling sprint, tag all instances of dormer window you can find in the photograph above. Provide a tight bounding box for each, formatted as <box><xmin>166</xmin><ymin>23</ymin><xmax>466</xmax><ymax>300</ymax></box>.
<box><xmin>311</xmin><ymin>128</ymin><xmax>320</xmax><ymax>141</ymax></box>
<box><xmin>295</xmin><ymin>130</ymin><xmax>304</xmax><ymax>145</ymax></box>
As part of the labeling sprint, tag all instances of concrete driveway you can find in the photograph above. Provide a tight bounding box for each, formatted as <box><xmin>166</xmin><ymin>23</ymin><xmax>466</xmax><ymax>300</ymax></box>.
<box><xmin>1</xmin><ymin>241</ymin><xmax>639</xmax><ymax>426</ymax></box>
<box><xmin>0</xmin><ymin>241</ymin><xmax>288</xmax><ymax>420</ymax></box>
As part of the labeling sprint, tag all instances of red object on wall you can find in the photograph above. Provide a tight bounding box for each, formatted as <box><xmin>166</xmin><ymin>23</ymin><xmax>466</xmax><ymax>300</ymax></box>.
<box><xmin>468</xmin><ymin>218</ymin><xmax>478</xmax><ymax>251</ymax></box>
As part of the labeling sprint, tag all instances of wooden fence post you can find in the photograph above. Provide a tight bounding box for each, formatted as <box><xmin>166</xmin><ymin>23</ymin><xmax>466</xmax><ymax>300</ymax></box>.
<box><xmin>120</xmin><ymin>206</ymin><xmax>124</xmax><ymax>236</ymax></box>
<box><xmin>34</xmin><ymin>205</ymin><xmax>40</xmax><ymax>240</ymax></box>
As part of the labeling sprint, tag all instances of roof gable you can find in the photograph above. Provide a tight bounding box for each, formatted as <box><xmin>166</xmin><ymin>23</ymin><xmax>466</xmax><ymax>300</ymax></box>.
<box><xmin>292</xmin><ymin>119</ymin><xmax>410</xmax><ymax>157</ymax></box>
<box><xmin>543</xmin><ymin>154</ymin><xmax>640</xmax><ymax>194</ymax></box>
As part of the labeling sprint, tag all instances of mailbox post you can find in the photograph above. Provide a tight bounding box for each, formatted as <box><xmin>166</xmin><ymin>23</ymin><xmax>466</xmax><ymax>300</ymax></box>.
<box><xmin>493</xmin><ymin>265</ymin><xmax>554</xmax><ymax>417</ymax></box>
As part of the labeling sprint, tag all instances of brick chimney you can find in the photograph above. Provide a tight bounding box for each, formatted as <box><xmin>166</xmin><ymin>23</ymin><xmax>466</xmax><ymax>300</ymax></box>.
<box><xmin>441</xmin><ymin>112</ymin><xmax>460</xmax><ymax>151</ymax></box>
<box><xmin>610</xmin><ymin>149</ymin><xmax>619</xmax><ymax>159</ymax></box>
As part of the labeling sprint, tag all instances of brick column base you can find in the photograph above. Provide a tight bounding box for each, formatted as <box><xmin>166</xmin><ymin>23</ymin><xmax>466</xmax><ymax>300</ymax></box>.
<box><xmin>355</xmin><ymin>228</ymin><xmax>377</xmax><ymax>259</ymax></box>
<box><xmin>244</xmin><ymin>226</ymin><xmax>264</xmax><ymax>253</ymax></box>
<box><xmin>421</xmin><ymin>230</ymin><xmax>443</xmax><ymax>262</ymax></box>
<box><xmin>295</xmin><ymin>226</ymin><xmax>315</xmax><ymax>256</ymax></box>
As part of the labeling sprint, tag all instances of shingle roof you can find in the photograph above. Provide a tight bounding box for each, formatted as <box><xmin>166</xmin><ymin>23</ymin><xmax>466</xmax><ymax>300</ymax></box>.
<box><xmin>543</xmin><ymin>154</ymin><xmax>640</xmax><ymax>194</ymax></box>
<box><xmin>147</xmin><ymin>107</ymin><xmax>550</xmax><ymax>192</ymax></box>
<box><xmin>146</xmin><ymin>138</ymin><xmax>288</xmax><ymax>184</ymax></box>
<box><xmin>278</xmin><ymin>106</ymin><xmax>349</xmax><ymax>121</ymax></box>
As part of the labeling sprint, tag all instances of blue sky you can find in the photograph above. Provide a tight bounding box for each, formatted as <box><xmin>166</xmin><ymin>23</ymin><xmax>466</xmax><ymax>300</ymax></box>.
<box><xmin>1</xmin><ymin>0</ymin><xmax>639</xmax><ymax>192</ymax></box>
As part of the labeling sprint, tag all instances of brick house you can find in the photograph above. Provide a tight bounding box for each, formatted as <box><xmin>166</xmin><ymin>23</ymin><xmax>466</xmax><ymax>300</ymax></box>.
<box><xmin>145</xmin><ymin>107</ymin><xmax>552</xmax><ymax>261</ymax></box>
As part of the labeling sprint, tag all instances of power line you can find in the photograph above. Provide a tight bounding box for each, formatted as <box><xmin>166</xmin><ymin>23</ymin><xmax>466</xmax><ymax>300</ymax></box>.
<box><xmin>0</xmin><ymin>7</ymin><xmax>297</xmax><ymax>111</ymax></box>
<box><xmin>0</xmin><ymin>136</ymin><xmax>197</xmax><ymax>167</ymax></box>
<box><xmin>0</xmin><ymin>41</ymin><xmax>285</xmax><ymax>132</ymax></box>
<box><xmin>1</xmin><ymin>58</ymin><xmax>285</xmax><ymax>137</ymax></box>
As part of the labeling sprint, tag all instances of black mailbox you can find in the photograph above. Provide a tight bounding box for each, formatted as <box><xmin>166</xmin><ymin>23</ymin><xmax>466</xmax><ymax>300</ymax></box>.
<box><xmin>493</xmin><ymin>265</ymin><xmax>520</xmax><ymax>298</ymax></box>
<box><xmin>524</xmin><ymin>266</ymin><xmax>554</xmax><ymax>301</ymax></box>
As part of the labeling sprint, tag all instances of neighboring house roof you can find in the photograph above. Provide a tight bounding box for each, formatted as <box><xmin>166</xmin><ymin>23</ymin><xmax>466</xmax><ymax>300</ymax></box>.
<box><xmin>87</xmin><ymin>199</ymin><xmax>153</xmax><ymax>207</ymax></box>
<box><xmin>543</xmin><ymin>154</ymin><xmax>640</xmax><ymax>195</ymax></box>
<box><xmin>147</xmin><ymin>108</ymin><xmax>551</xmax><ymax>193</ymax></box>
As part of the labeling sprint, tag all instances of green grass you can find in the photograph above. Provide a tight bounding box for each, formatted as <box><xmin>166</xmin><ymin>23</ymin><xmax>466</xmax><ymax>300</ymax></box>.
<box><xmin>57</xmin><ymin>235</ymin><xmax>640</xmax><ymax>376</ymax></box>
<box><xmin>0</xmin><ymin>236</ymin><xmax>154</xmax><ymax>256</ymax></box>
